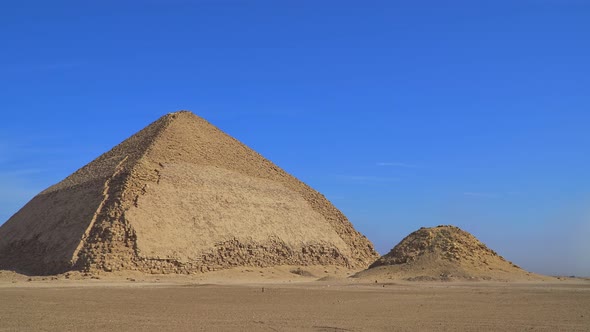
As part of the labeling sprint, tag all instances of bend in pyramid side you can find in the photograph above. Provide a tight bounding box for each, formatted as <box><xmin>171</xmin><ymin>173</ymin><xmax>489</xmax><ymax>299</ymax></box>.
<box><xmin>0</xmin><ymin>111</ymin><xmax>378</xmax><ymax>275</ymax></box>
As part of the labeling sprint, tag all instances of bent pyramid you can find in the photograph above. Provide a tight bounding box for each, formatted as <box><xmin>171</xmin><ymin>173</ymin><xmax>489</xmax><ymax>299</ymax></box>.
<box><xmin>356</xmin><ymin>225</ymin><xmax>539</xmax><ymax>281</ymax></box>
<box><xmin>0</xmin><ymin>111</ymin><xmax>378</xmax><ymax>275</ymax></box>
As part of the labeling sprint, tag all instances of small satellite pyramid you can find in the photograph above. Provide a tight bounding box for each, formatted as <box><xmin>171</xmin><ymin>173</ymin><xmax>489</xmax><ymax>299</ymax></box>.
<box><xmin>356</xmin><ymin>225</ymin><xmax>537</xmax><ymax>281</ymax></box>
<box><xmin>0</xmin><ymin>111</ymin><xmax>378</xmax><ymax>275</ymax></box>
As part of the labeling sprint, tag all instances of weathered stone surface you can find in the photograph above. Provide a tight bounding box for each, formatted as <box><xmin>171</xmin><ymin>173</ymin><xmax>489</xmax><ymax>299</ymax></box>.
<box><xmin>0</xmin><ymin>111</ymin><xmax>378</xmax><ymax>275</ymax></box>
<box><xmin>356</xmin><ymin>225</ymin><xmax>535</xmax><ymax>281</ymax></box>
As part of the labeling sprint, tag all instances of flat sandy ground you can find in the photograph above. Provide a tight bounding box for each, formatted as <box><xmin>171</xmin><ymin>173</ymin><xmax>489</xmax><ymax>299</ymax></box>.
<box><xmin>1</xmin><ymin>268</ymin><xmax>589</xmax><ymax>331</ymax></box>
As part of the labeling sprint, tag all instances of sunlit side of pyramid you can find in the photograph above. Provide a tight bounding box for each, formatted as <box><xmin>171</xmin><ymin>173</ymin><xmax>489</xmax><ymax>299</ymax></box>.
<box><xmin>0</xmin><ymin>111</ymin><xmax>378</xmax><ymax>275</ymax></box>
<box><xmin>356</xmin><ymin>225</ymin><xmax>542</xmax><ymax>281</ymax></box>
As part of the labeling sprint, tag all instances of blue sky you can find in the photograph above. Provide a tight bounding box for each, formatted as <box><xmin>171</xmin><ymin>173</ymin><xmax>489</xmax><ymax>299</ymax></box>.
<box><xmin>1</xmin><ymin>0</ymin><xmax>589</xmax><ymax>276</ymax></box>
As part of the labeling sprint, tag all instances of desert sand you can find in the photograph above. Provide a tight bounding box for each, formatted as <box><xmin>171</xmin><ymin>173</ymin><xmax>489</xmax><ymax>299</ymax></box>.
<box><xmin>1</xmin><ymin>268</ymin><xmax>589</xmax><ymax>331</ymax></box>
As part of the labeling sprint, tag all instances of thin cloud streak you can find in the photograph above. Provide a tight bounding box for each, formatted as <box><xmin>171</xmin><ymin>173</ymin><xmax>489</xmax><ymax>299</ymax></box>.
<box><xmin>1</xmin><ymin>62</ymin><xmax>83</xmax><ymax>74</ymax></box>
<box><xmin>332</xmin><ymin>175</ymin><xmax>400</xmax><ymax>184</ymax></box>
<box><xmin>0</xmin><ymin>169</ymin><xmax>44</xmax><ymax>177</ymax></box>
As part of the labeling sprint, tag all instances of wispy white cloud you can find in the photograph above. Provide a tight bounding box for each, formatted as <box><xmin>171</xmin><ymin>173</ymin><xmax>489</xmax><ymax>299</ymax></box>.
<box><xmin>376</xmin><ymin>162</ymin><xmax>420</xmax><ymax>168</ymax></box>
<box><xmin>0</xmin><ymin>169</ymin><xmax>44</xmax><ymax>177</ymax></box>
<box><xmin>333</xmin><ymin>175</ymin><xmax>400</xmax><ymax>184</ymax></box>
<box><xmin>0</xmin><ymin>138</ymin><xmax>70</xmax><ymax>167</ymax></box>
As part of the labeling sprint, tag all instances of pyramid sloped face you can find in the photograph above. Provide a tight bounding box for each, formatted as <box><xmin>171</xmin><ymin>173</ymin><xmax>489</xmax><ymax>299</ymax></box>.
<box><xmin>0</xmin><ymin>111</ymin><xmax>378</xmax><ymax>275</ymax></box>
<box><xmin>370</xmin><ymin>225</ymin><xmax>505</xmax><ymax>268</ymax></box>
<box><xmin>358</xmin><ymin>225</ymin><xmax>536</xmax><ymax>281</ymax></box>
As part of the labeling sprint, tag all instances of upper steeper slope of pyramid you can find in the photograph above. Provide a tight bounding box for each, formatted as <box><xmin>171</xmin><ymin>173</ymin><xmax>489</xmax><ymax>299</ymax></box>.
<box><xmin>0</xmin><ymin>111</ymin><xmax>378</xmax><ymax>275</ymax></box>
<box><xmin>42</xmin><ymin>113</ymin><xmax>174</xmax><ymax>194</ymax></box>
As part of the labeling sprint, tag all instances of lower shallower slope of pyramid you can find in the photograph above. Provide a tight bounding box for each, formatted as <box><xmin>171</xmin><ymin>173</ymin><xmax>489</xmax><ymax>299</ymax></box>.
<box><xmin>129</xmin><ymin>165</ymin><xmax>349</xmax><ymax>262</ymax></box>
<box><xmin>74</xmin><ymin>163</ymin><xmax>369</xmax><ymax>275</ymax></box>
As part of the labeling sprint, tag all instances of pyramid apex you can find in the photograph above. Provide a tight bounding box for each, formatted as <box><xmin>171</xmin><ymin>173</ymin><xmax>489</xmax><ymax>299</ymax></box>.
<box><xmin>161</xmin><ymin>110</ymin><xmax>211</xmax><ymax>125</ymax></box>
<box><xmin>164</xmin><ymin>110</ymin><xmax>197</xmax><ymax>119</ymax></box>
<box><xmin>169</xmin><ymin>110</ymin><xmax>194</xmax><ymax>115</ymax></box>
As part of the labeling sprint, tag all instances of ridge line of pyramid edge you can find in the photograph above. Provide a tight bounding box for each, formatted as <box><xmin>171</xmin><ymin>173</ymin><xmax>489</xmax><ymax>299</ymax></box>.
<box><xmin>37</xmin><ymin>112</ymin><xmax>180</xmax><ymax>195</ymax></box>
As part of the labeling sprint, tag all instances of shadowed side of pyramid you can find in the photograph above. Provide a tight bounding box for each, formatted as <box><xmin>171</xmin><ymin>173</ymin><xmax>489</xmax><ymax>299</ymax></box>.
<box><xmin>0</xmin><ymin>111</ymin><xmax>378</xmax><ymax>275</ymax></box>
<box><xmin>0</xmin><ymin>115</ymin><xmax>173</xmax><ymax>275</ymax></box>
